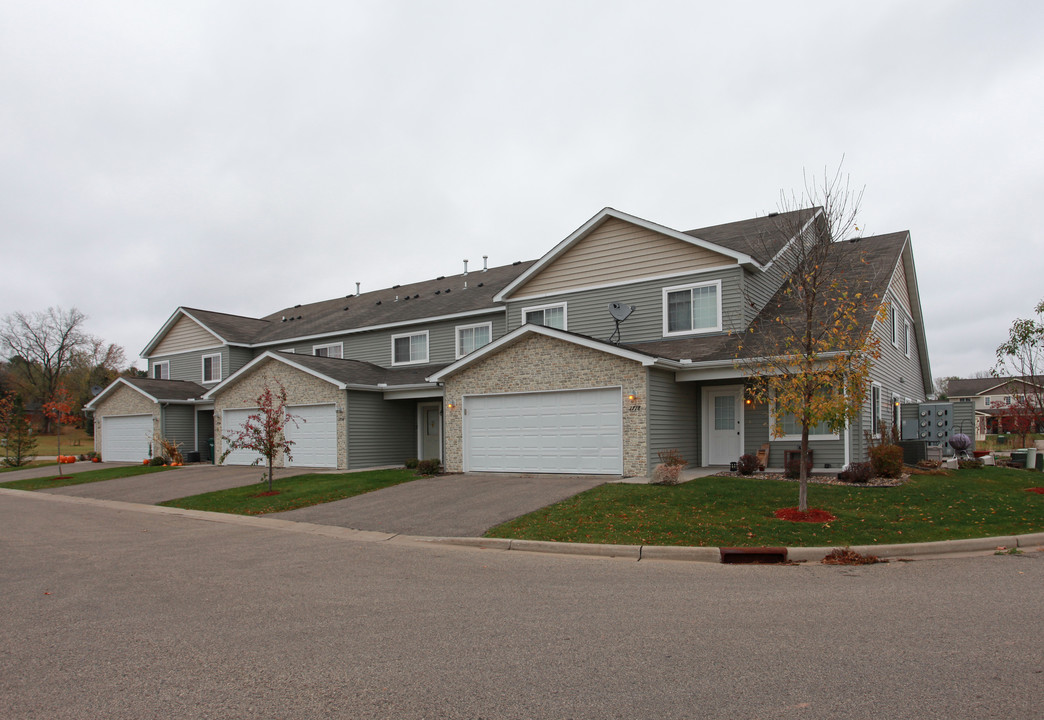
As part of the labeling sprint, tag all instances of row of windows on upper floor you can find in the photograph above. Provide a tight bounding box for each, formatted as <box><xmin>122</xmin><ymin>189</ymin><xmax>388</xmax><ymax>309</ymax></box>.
<box><xmin>150</xmin><ymin>279</ymin><xmax>728</xmax><ymax>380</ymax></box>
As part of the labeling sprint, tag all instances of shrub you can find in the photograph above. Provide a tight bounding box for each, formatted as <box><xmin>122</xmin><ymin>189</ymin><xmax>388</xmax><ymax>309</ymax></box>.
<box><xmin>737</xmin><ymin>454</ymin><xmax>759</xmax><ymax>476</ymax></box>
<box><xmin>958</xmin><ymin>457</ymin><xmax>984</xmax><ymax>470</ymax></box>
<box><xmin>657</xmin><ymin>448</ymin><xmax>687</xmax><ymax>467</ymax></box>
<box><xmin>651</xmin><ymin>463</ymin><xmax>683</xmax><ymax>485</ymax></box>
<box><xmin>416</xmin><ymin>458</ymin><xmax>441</xmax><ymax>476</ymax></box>
<box><xmin>404</xmin><ymin>458</ymin><xmax>419</xmax><ymax>469</ymax></box>
<box><xmin>148</xmin><ymin>456</ymin><xmax>166</xmax><ymax>467</ymax></box>
<box><xmin>784</xmin><ymin>456</ymin><xmax>812</xmax><ymax>479</ymax></box>
<box><xmin>868</xmin><ymin>444</ymin><xmax>903</xmax><ymax>478</ymax></box>
<box><xmin>838</xmin><ymin>461</ymin><xmax>873</xmax><ymax>483</ymax></box>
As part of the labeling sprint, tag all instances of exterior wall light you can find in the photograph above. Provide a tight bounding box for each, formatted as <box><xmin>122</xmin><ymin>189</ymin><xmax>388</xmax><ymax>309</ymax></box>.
<box><xmin>627</xmin><ymin>394</ymin><xmax>637</xmax><ymax>402</ymax></box>
<box><xmin>447</xmin><ymin>402</ymin><xmax>455</xmax><ymax>410</ymax></box>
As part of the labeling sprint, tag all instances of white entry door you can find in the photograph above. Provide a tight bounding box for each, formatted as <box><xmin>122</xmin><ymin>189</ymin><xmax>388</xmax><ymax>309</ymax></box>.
<box><xmin>704</xmin><ymin>386</ymin><xmax>743</xmax><ymax>466</ymax></box>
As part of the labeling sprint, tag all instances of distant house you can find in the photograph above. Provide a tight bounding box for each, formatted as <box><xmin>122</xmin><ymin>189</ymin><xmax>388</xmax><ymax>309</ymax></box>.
<box><xmin>946</xmin><ymin>376</ymin><xmax>1044</xmax><ymax>438</ymax></box>
<box><xmin>86</xmin><ymin>206</ymin><xmax>931</xmax><ymax>476</ymax></box>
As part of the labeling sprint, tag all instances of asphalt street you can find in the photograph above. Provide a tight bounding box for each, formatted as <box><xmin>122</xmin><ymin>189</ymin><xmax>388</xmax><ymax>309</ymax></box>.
<box><xmin>2</xmin><ymin>490</ymin><xmax>1042</xmax><ymax>720</ymax></box>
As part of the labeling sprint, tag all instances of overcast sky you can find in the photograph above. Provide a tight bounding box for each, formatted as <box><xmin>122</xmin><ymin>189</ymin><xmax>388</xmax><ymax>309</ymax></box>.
<box><xmin>2</xmin><ymin>1</ymin><xmax>1041</xmax><ymax>381</ymax></box>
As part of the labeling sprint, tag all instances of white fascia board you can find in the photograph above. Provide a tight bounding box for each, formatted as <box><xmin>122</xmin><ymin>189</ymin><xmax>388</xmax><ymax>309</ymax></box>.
<box><xmin>383</xmin><ymin>386</ymin><xmax>445</xmax><ymax>400</ymax></box>
<box><xmin>898</xmin><ymin>237</ymin><xmax>933</xmax><ymax>396</ymax></box>
<box><xmin>673</xmin><ymin>352</ymin><xmax>846</xmax><ymax>383</ymax></box>
<box><xmin>427</xmin><ymin>324</ymin><xmax>675</xmax><ymax>382</ymax></box>
<box><xmin>202</xmin><ymin>351</ymin><xmax>347</xmax><ymax>400</ymax></box>
<box><xmin>494</xmin><ymin>207</ymin><xmax>761</xmax><ymax>303</ymax></box>
<box><xmin>251</xmin><ymin>307</ymin><xmax>504</xmax><ymax>349</ymax></box>
<box><xmin>140</xmin><ymin>308</ymin><xmax>226</xmax><ymax>358</ymax></box>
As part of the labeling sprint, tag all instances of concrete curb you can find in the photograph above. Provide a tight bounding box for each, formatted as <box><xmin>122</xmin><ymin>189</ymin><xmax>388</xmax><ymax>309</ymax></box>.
<box><xmin>3</xmin><ymin>487</ymin><xmax>1042</xmax><ymax>564</ymax></box>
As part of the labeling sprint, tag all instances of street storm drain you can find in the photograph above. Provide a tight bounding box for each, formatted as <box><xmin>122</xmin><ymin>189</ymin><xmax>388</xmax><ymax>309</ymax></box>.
<box><xmin>719</xmin><ymin>547</ymin><xmax>788</xmax><ymax>564</ymax></box>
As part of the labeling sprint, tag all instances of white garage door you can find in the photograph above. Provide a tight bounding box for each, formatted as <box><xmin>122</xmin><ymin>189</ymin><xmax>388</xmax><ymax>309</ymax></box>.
<box><xmin>221</xmin><ymin>408</ymin><xmax>264</xmax><ymax>465</ymax></box>
<box><xmin>464</xmin><ymin>388</ymin><xmax>622</xmax><ymax>474</ymax></box>
<box><xmin>101</xmin><ymin>414</ymin><xmax>153</xmax><ymax>462</ymax></box>
<box><xmin>285</xmin><ymin>404</ymin><xmax>337</xmax><ymax>468</ymax></box>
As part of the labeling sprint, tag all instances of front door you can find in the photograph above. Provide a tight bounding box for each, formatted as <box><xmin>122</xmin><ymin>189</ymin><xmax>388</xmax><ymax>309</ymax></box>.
<box><xmin>705</xmin><ymin>386</ymin><xmax>743</xmax><ymax>466</ymax></box>
<box><xmin>419</xmin><ymin>403</ymin><xmax>442</xmax><ymax>462</ymax></box>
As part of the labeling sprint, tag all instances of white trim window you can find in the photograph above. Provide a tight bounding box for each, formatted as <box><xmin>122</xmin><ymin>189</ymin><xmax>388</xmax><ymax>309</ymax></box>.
<box><xmin>871</xmin><ymin>383</ymin><xmax>882</xmax><ymax>434</ymax></box>
<box><xmin>904</xmin><ymin>319</ymin><xmax>912</xmax><ymax>358</ymax></box>
<box><xmin>890</xmin><ymin>305</ymin><xmax>900</xmax><ymax>348</ymax></box>
<box><xmin>202</xmin><ymin>353</ymin><xmax>222</xmax><ymax>383</ymax></box>
<box><xmin>663</xmin><ymin>280</ymin><xmax>722</xmax><ymax>336</ymax></box>
<box><xmin>152</xmin><ymin>361</ymin><xmax>170</xmax><ymax>380</ymax></box>
<box><xmin>313</xmin><ymin>342</ymin><xmax>343</xmax><ymax>359</ymax></box>
<box><xmin>891</xmin><ymin>393</ymin><xmax>901</xmax><ymax>430</ymax></box>
<box><xmin>456</xmin><ymin>322</ymin><xmax>492</xmax><ymax>359</ymax></box>
<box><xmin>770</xmin><ymin>388</ymin><xmax>840</xmax><ymax>441</ymax></box>
<box><xmin>392</xmin><ymin>331</ymin><xmax>429</xmax><ymax>365</ymax></box>
<box><xmin>521</xmin><ymin>303</ymin><xmax>566</xmax><ymax>330</ymax></box>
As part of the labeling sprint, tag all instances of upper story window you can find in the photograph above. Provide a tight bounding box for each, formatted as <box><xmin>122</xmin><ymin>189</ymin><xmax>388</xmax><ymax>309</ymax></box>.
<box><xmin>522</xmin><ymin>303</ymin><xmax>566</xmax><ymax>330</ymax></box>
<box><xmin>202</xmin><ymin>353</ymin><xmax>222</xmax><ymax>383</ymax></box>
<box><xmin>890</xmin><ymin>305</ymin><xmax>900</xmax><ymax>348</ymax></box>
<box><xmin>313</xmin><ymin>342</ymin><xmax>342</xmax><ymax>359</ymax></box>
<box><xmin>152</xmin><ymin>361</ymin><xmax>169</xmax><ymax>380</ymax></box>
<box><xmin>903</xmin><ymin>319</ymin><xmax>912</xmax><ymax>357</ymax></box>
<box><xmin>983</xmin><ymin>396</ymin><xmax>991</xmax><ymax>407</ymax></box>
<box><xmin>663</xmin><ymin>280</ymin><xmax>721</xmax><ymax>336</ymax></box>
<box><xmin>456</xmin><ymin>322</ymin><xmax>492</xmax><ymax>359</ymax></box>
<box><xmin>392</xmin><ymin>331</ymin><xmax>429</xmax><ymax>365</ymax></box>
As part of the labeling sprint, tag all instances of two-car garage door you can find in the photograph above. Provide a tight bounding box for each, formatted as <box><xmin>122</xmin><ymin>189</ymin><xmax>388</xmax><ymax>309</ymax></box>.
<box><xmin>222</xmin><ymin>404</ymin><xmax>337</xmax><ymax>468</ymax></box>
<box><xmin>464</xmin><ymin>388</ymin><xmax>622</xmax><ymax>474</ymax></box>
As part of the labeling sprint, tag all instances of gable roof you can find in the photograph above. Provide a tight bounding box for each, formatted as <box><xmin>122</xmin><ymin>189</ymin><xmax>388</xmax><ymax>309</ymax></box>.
<box><xmin>683</xmin><ymin>207</ymin><xmax>820</xmax><ymax>266</ymax></box>
<box><xmin>201</xmin><ymin>351</ymin><xmax>448</xmax><ymax>399</ymax></box>
<box><xmin>946</xmin><ymin>376</ymin><xmax>1044</xmax><ymax>398</ymax></box>
<box><xmin>494</xmin><ymin>208</ymin><xmax>769</xmax><ymax>303</ymax></box>
<box><xmin>85</xmin><ymin>376</ymin><xmax>209</xmax><ymax>409</ymax></box>
<box><xmin>141</xmin><ymin>307</ymin><xmax>270</xmax><ymax>356</ymax></box>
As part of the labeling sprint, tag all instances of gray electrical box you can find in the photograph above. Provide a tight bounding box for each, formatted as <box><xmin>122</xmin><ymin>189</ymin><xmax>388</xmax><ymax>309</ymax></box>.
<box><xmin>902</xmin><ymin>402</ymin><xmax>953</xmax><ymax>443</ymax></box>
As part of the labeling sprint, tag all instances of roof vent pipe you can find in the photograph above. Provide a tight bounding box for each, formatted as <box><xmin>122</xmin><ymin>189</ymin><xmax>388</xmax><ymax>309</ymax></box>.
<box><xmin>356</xmin><ymin>282</ymin><xmax>360</xmax><ymax>295</ymax></box>
<box><xmin>482</xmin><ymin>255</ymin><xmax>488</xmax><ymax>271</ymax></box>
<box><xmin>463</xmin><ymin>259</ymin><xmax>469</xmax><ymax>275</ymax></box>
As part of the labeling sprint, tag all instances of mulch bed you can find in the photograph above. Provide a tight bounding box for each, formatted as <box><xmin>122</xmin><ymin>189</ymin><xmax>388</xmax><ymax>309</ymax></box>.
<box><xmin>252</xmin><ymin>490</ymin><xmax>281</xmax><ymax>497</ymax></box>
<box><xmin>1026</xmin><ymin>487</ymin><xmax>1044</xmax><ymax>495</ymax></box>
<box><xmin>713</xmin><ymin>470</ymin><xmax>909</xmax><ymax>487</ymax></box>
<box><xmin>774</xmin><ymin>507</ymin><xmax>837</xmax><ymax>523</ymax></box>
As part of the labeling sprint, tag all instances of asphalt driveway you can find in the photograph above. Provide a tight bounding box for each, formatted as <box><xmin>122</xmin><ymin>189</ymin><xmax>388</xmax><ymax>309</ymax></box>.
<box><xmin>3</xmin><ymin>462</ymin><xmax>316</xmax><ymax>505</ymax></box>
<box><xmin>272</xmin><ymin>473</ymin><xmax>608</xmax><ymax>536</ymax></box>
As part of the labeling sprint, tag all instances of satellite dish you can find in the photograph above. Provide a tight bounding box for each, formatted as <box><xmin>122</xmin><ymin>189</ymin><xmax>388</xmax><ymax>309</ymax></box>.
<box><xmin>609</xmin><ymin>302</ymin><xmax>635</xmax><ymax>322</ymax></box>
<box><xmin>607</xmin><ymin>302</ymin><xmax>636</xmax><ymax>344</ymax></box>
<box><xmin>90</xmin><ymin>385</ymin><xmax>103</xmax><ymax>397</ymax></box>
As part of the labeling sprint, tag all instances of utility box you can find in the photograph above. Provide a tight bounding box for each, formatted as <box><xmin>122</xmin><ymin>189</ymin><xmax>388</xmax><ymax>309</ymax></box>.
<box><xmin>902</xmin><ymin>402</ymin><xmax>954</xmax><ymax>443</ymax></box>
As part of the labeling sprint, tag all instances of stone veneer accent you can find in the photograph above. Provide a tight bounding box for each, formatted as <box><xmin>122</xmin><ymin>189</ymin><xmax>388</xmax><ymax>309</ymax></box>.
<box><xmin>441</xmin><ymin>333</ymin><xmax>649</xmax><ymax>477</ymax></box>
<box><xmin>212</xmin><ymin>358</ymin><xmax>347</xmax><ymax>469</ymax></box>
<box><xmin>92</xmin><ymin>384</ymin><xmax>162</xmax><ymax>457</ymax></box>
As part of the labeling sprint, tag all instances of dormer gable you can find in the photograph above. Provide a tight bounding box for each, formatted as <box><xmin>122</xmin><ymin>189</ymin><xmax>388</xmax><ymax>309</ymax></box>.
<box><xmin>496</xmin><ymin>208</ymin><xmax>758</xmax><ymax>302</ymax></box>
<box><xmin>142</xmin><ymin>309</ymin><xmax>225</xmax><ymax>357</ymax></box>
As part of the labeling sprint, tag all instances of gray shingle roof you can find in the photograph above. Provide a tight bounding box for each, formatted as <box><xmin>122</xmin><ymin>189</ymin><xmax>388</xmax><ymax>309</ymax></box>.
<box><xmin>271</xmin><ymin>352</ymin><xmax>448</xmax><ymax>387</ymax></box>
<box><xmin>684</xmin><ymin>208</ymin><xmax>819</xmax><ymax>265</ymax></box>
<box><xmin>123</xmin><ymin>377</ymin><xmax>209</xmax><ymax>401</ymax></box>
<box><xmin>179</xmin><ymin>308</ymin><xmax>273</xmax><ymax>345</ymax></box>
<box><xmin>947</xmin><ymin>376</ymin><xmax>1043</xmax><ymax>398</ymax></box>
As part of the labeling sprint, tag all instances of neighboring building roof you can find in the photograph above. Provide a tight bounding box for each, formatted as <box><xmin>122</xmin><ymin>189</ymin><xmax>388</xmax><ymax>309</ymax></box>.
<box><xmin>947</xmin><ymin>376</ymin><xmax>1044</xmax><ymax>398</ymax></box>
<box><xmin>683</xmin><ymin>207</ymin><xmax>819</xmax><ymax>266</ymax></box>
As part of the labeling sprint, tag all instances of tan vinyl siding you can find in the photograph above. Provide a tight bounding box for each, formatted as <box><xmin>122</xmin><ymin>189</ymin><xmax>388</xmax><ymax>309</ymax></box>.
<box><xmin>511</xmin><ymin>218</ymin><xmax>738</xmax><ymax>299</ymax></box>
<box><xmin>153</xmin><ymin>315</ymin><xmax>222</xmax><ymax>356</ymax></box>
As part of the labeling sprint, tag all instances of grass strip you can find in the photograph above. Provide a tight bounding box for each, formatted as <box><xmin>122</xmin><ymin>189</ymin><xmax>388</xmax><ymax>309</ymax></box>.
<box><xmin>159</xmin><ymin>468</ymin><xmax>418</xmax><ymax>515</ymax></box>
<box><xmin>0</xmin><ymin>465</ymin><xmax>172</xmax><ymax>491</ymax></box>
<box><xmin>486</xmin><ymin>467</ymin><xmax>1044</xmax><ymax>547</ymax></box>
<box><xmin>0</xmin><ymin>461</ymin><xmax>56</xmax><ymax>474</ymax></box>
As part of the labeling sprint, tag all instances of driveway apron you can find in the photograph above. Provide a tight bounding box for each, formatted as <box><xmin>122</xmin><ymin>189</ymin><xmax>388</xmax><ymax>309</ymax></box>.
<box><xmin>272</xmin><ymin>473</ymin><xmax>608</xmax><ymax>537</ymax></box>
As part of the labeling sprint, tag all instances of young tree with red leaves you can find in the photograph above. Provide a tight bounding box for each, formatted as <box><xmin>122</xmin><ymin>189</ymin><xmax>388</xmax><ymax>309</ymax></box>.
<box><xmin>43</xmin><ymin>384</ymin><xmax>78</xmax><ymax>476</ymax></box>
<box><xmin>219</xmin><ymin>381</ymin><xmax>302</xmax><ymax>492</ymax></box>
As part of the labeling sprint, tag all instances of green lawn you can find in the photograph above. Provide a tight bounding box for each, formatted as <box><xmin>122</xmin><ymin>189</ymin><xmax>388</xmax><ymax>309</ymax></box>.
<box><xmin>7</xmin><ymin>428</ymin><xmax>95</xmax><ymax>457</ymax></box>
<box><xmin>486</xmin><ymin>467</ymin><xmax>1044</xmax><ymax>547</ymax></box>
<box><xmin>0</xmin><ymin>460</ymin><xmax>56</xmax><ymax>473</ymax></box>
<box><xmin>159</xmin><ymin>468</ymin><xmax>418</xmax><ymax>515</ymax></box>
<box><xmin>0</xmin><ymin>464</ymin><xmax>172</xmax><ymax>491</ymax></box>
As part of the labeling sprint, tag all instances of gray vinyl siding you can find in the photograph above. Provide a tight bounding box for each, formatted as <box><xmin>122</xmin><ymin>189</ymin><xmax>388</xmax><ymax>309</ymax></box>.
<box><xmin>160</xmin><ymin>404</ymin><xmax>195</xmax><ymax>457</ymax></box>
<box><xmin>274</xmin><ymin>312</ymin><xmax>506</xmax><ymax>368</ymax></box>
<box><xmin>229</xmin><ymin>347</ymin><xmax>254</xmax><ymax>376</ymax></box>
<box><xmin>646</xmin><ymin>369</ymin><xmax>700</xmax><ymax>470</ymax></box>
<box><xmin>149</xmin><ymin>345</ymin><xmax>230</xmax><ymax>387</ymax></box>
<box><xmin>743</xmin><ymin>392</ymin><xmax>847</xmax><ymax>469</ymax></box>
<box><xmin>346</xmin><ymin>391</ymin><xmax>417</xmax><ymax>469</ymax></box>
<box><xmin>505</xmin><ymin>266</ymin><xmax>746</xmax><ymax>343</ymax></box>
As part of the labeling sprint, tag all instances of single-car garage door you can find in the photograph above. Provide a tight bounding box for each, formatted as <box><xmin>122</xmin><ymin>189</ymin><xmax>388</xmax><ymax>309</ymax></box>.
<box><xmin>464</xmin><ymin>388</ymin><xmax>622</xmax><ymax>474</ymax></box>
<box><xmin>101</xmin><ymin>414</ymin><xmax>153</xmax><ymax>462</ymax></box>
<box><xmin>285</xmin><ymin>404</ymin><xmax>337</xmax><ymax>468</ymax></box>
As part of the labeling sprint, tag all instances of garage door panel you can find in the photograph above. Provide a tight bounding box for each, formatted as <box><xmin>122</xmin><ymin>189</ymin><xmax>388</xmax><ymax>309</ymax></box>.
<box><xmin>285</xmin><ymin>404</ymin><xmax>336</xmax><ymax>468</ymax></box>
<box><xmin>222</xmin><ymin>409</ymin><xmax>264</xmax><ymax>465</ymax></box>
<box><xmin>464</xmin><ymin>388</ymin><xmax>622</xmax><ymax>475</ymax></box>
<box><xmin>101</xmin><ymin>415</ymin><xmax>153</xmax><ymax>462</ymax></box>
